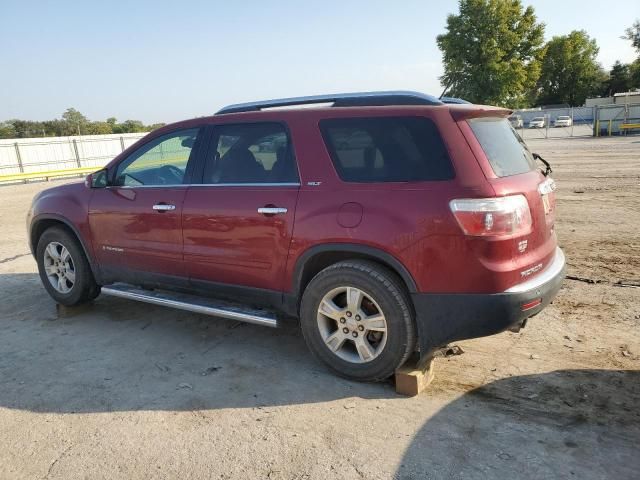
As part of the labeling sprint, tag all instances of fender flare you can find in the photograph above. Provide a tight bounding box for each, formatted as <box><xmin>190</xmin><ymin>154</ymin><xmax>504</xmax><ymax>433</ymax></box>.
<box><xmin>30</xmin><ymin>213</ymin><xmax>99</xmax><ymax>278</ymax></box>
<box><xmin>291</xmin><ymin>243</ymin><xmax>418</xmax><ymax>295</ymax></box>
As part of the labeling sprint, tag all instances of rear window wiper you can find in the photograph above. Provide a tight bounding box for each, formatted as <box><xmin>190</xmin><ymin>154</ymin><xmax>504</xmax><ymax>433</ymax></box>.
<box><xmin>533</xmin><ymin>153</ymin><xmax>552</xmax><ymax>177</ymax></box>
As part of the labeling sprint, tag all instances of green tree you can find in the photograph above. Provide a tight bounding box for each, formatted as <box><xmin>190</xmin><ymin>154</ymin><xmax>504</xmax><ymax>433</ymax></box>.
<box><xmin>87</xmin><ymin>121</ymin><xmax>113</xmax><ymax>135</ymax></box>
<box><xmin>623</xmin><ymin>20</ymin><xmax>640</xmax><ymax>51</ymax></box>
<box><xmin>61</xmin><ymin>108</ymin><xmax>88</xmax><ymax>135</ymax></box>
<box><xmin>6</xmin><ymin>120</ymin><xmax>46</xmax><ymax>138</ymax></box>
<box><xmin>605</xmin><ymin>61</ymin><xmax>632</xmax><ymax>96</ymax></box>
<box><xmin>119</xmin><ymin>120</ymin><xmax>145</xmax><ymax>133</ymax></box>
<box><xmin>1</xmin><ymin>112</ymin><xmax>159</xmax><ymax>139</ymax></box>
<box><xmin>437</xmin><ymin>0</ymin><xmax>545</xmax><ymax>107</ymax></box>
<box><xmin>0</xmin><ymin>122</ymin><xmax>16</xmax><ymax>139</ymax></box>
<box><xmin>623</xmin><ymin>20</ymin><xmax>640</xmax><ymax>88</ymax></box>
<box><xmin>535</xmin><ymin>30</ymin><xmax>603</xmax><ymax>106</ymax></box>
<box><xmin>147</xmin><ymin>123</ymin><xmax>166</xmax><ymax>131</ymax></box>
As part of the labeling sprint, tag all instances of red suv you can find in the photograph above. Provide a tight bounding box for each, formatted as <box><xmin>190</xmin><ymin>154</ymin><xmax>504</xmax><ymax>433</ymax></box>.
<box><xmin>27</xmin><ymin>92</ymin><xmax>565</xmax><ymax>381</ymax></box>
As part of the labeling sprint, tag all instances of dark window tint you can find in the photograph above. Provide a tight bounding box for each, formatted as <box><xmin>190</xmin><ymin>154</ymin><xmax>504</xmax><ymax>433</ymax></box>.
<box><xmin>468</xmin><ymin>118</ymin><xmax>536</xmax><ymax>177</ymax></box>
<box><xmin>203</xmin><ymin>123</ymin><xmax>298</xmax><ymax>184</ymax></box>
<box><xmin>114</xmin><ymin>128</ymin><xmax>199</xmax><ymax>186</ymax></box>
<box><xmin>320</xmin><ymin>117</ymin><xmax>453</xmax><ymax>183</ymax></box>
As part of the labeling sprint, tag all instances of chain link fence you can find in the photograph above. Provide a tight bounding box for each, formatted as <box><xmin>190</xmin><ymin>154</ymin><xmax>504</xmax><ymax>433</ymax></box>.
<box><xmin>510</xmin><ymin>107</ymin><xmax>595</xmax><ymax>139</ymax></box>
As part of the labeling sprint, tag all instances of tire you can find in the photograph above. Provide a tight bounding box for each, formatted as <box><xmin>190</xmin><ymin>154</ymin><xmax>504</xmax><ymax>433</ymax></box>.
<box><xmin>36</xmin><ymin>226</ymin><xmax>100</xmax><ymax>306</ymax></box>
<box><xmin>300</xmin><ymin>260</ymin><xmax>416</xmax><ymax>382</ymax></box>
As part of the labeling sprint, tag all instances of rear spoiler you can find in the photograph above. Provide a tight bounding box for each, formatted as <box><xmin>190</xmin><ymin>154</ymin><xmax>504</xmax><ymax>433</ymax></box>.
<box><xmin>448</xmin><ymin>104</ymin><xmax>512</xmax><ymax>121</ymax></box>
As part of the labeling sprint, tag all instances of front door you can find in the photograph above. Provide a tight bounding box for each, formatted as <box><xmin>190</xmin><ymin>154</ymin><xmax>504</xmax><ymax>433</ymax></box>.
<box><xmin>182</xmin><ymin>122</ymin><xmax>300</xmax><ymax>292</ymax></box>
<box><xmin>89</xmin><ymin>127</ymin><xmax>203</xmax><ymax>284</ymax></box>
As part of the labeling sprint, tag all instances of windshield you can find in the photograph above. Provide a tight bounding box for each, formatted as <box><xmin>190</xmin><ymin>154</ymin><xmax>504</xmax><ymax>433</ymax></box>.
<box><xmin>468</xmin><ymin>117</ymin><xmax>536</xmax><ymax>177</ymax></box>
<box><xmin>533</xmin><ymin>117</ymin><xmax>544</xmax><ymax>121</ymax></box>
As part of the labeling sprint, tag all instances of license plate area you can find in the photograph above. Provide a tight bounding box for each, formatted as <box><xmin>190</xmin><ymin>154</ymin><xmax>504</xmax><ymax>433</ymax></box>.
<box><xmin>538</xmin><ymin>178</ymin><xmax>556</xmax><ymax>216</ymax></box>
<box><xmin>542</xmin><ymin>193</ymin><xmax>552</xmax><ymax>214</ymax></box>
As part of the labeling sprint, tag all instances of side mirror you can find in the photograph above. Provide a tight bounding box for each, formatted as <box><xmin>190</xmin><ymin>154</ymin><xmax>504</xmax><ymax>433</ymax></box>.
<box><xmin>85</xmin><ymin>168</ymin><xmax>108</xmax><ymax>188</ymax></box>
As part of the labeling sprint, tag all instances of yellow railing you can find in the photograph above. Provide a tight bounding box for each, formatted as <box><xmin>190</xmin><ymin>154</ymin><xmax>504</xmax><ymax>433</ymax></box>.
<box><xmin>596</xmin><ymin>120</ymin><xmax>640</xmax><ymax>136</ymax></box>
<box><xmin>0</xmin><ymin>166</ymin><xmax>98</xmax><ymax>184</ymax></box>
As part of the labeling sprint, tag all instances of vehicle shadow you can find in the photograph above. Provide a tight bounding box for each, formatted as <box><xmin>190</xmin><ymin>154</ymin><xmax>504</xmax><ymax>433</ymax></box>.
<box><xmin>395</xmin><ymin>368</ymin><xmax>640</xmax><ymax>479</ymax></box>
<box><xmin>0</xmin><ymin>273</ymin><xmax>395</xmax><ymax>413</ymax></box>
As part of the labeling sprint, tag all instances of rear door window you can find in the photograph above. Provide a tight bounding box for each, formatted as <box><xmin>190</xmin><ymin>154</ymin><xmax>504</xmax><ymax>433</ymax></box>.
<box><xmin>468</xmin><ymin>118</ymin><xmax>536</xmax><ymax>177</ymax></box>
<box><xmin>203</xmin><ymin>123</ymin><xmax>298</xmax><ymax>184</ymax></box>
<box><xmin>320</xmin><ymin>117</ymin><xmax>454</xmax><ymax>183</ymax></box>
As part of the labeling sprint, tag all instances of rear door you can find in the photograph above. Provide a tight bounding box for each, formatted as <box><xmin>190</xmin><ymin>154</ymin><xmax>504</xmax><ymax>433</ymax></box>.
<box><xmin>89</xmin><ymin>127</ymin><xmax>204</xmax><ymax>284</ymax></box>
<box><xmin>182</xmin><ymin>122</ymin><xmax>300</xmax><ymax>292</ymax></box>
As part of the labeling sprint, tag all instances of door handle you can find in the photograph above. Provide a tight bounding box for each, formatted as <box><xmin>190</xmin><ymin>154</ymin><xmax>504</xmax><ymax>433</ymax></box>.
<box><xmin>152</xmin><ymin>203</ymin><xmax>176</xmax><ymax>212</ymax></box>
<box><xmin>257</xmin><ymin>207</ymin><xmax>288</xmax><ymax>216</ymax></box>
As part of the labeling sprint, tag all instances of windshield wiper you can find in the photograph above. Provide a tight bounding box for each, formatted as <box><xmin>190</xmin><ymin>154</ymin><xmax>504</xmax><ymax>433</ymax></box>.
<box><xmin>533</xmin><ymin>153</ymin><xmax>552</xmax><ymax>177</ymax></box>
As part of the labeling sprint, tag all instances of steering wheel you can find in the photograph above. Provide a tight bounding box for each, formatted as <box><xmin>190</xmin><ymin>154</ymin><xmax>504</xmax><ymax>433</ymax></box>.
<box><xmin>157</xmin><ymin>165</ymin><xmax>184</xmax><ymax>184</ymax></box>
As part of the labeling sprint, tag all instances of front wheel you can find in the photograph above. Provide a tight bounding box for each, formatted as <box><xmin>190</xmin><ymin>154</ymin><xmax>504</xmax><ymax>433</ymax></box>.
<box><xmin>36</xmin><ymin>226</ymin><xmax>100</xmax><ymax>306</ymax></box>
<box><xmin>300</xmin><ymin>260</ymin><xmax>416</xmax><ymax>382</ymax></box>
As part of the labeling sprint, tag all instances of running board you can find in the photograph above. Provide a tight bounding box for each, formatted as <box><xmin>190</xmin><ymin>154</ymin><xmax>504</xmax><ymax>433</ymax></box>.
<box><xmin>101</xmin><ymin>283</ymin><xmax>279</xmax><ymax>328</ymax></box>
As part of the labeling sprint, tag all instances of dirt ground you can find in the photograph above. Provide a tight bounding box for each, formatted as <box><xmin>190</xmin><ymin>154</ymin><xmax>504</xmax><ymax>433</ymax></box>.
<box><xmin>1</xmin><ymin>136</ymin><xmax>639</xmax><ymax>480</ymax></box>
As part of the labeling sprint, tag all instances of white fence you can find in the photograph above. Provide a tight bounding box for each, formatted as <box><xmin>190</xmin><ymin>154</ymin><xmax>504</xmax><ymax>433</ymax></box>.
<box><xmin>595</xmin><ymin>104</ymin><xmax>640</xmax><ymax>136</ymax></box>
<box><xmin>0</xmin><ymin>132</ymin><xmax>148</xmax><ymax>176</ymax></box>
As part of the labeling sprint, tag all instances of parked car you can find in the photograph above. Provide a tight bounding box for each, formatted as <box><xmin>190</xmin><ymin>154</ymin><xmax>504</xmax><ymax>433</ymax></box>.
<box><xmin>508</xmin><ymin>114</ymin><xmax>523</xmax><ymax>128</ymax></box>
<box><xmin>529</xmin><ymin>116</ymin><xmax>546</xmax><ymax>128</ymax></box>
<box><xmin>27</xmin><ymin>91</ymin><xmax>565</xmax><ymax>382</ymax></box>
<box><xmin>553</xmin><ymin>116</ymin><xmax>573</xmax><ymax>127</ymax></box>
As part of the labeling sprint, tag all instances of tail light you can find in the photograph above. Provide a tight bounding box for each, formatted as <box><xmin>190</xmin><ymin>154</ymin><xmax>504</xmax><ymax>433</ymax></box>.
<box><xmin>449</xmin><ymin>195</ymin><xmax>532</xmax><ymax>238</ymax></box>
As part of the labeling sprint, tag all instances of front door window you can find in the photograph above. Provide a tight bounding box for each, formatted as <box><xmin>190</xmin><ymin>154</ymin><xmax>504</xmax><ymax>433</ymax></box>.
<box><xmin>114</xmin><ymin>128</ymin><xmax>199</xmax><ymax>186</ymax></box>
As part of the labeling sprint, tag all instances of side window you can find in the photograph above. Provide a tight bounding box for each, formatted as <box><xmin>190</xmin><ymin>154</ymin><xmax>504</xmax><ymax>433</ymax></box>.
<box><xmin>114</xmin><ymin>128</ymin><xmax>199</xmax><ymax>186</ymax></box>
<box><xmin>203</xmin><ymin>123</ymin><xmax>298</xmax><ymax>184</ymax></box>
<box><xmin>320</xmin><ymin>117</ymin><xmax>454</xmax><ymax>182</ymax></box>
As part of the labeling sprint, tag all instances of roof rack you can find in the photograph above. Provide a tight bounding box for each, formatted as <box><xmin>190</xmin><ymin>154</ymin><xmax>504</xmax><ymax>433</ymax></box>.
<box><xmin>216</xmin><ymin>91</ymin><xmax>443</xmax><ymax>114</ymax></box>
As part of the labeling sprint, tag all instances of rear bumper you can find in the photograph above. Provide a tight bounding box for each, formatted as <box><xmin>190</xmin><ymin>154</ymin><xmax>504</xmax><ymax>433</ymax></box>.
<box><xmin>412</xmin><ymin>247</ymin><xmax>566</xmax><ymax>359</ymax></box>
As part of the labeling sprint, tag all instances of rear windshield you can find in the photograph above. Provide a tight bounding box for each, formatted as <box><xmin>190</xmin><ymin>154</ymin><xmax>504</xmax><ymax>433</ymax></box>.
<box><xmin>320</xmin><ymin>117</ymin><xmax>454</xmax><ymax>183</ymax></box>
<box><xmin>468</xmin><ymin>117</ymin><xmax>536</xmax><ymax>177</ymax></box>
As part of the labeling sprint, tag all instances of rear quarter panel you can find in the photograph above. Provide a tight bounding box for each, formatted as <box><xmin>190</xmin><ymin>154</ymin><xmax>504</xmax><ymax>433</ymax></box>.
<box><xmin>284</xmin><ymin>108</ymin><xmax>500</xmax><ymax>294</ymax></box>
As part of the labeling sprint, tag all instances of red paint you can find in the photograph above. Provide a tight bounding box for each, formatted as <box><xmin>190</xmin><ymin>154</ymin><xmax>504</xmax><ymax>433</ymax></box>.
<box><xmin>29</xmin><ymin>104</ymin><xmax>558</xmax><ymax>296</ymax></box>
<box><xmin>182</xmin><ymin>186</ymin><xmax>299</xmax><ymax>290</ymax></box>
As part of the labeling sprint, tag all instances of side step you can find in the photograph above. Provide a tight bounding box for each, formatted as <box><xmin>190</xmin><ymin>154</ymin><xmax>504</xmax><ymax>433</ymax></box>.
<box><xmin>101</xmin><ymin>283</ymin><xmax>279</xmax><ymax>328</ymax></box>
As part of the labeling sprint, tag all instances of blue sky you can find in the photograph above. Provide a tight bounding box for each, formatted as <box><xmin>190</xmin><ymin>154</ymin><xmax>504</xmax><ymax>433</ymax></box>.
<box><xmin>2</xmin><ymin>0</ymin><xmax>638</xmax><ymax>123</ymax></box>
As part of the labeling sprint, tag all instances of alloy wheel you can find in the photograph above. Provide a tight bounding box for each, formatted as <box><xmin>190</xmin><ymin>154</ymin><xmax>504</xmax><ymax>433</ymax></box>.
<box><xmin>43</xmin><ymin>241</ymin><xmax>76</xmax><ymax>294</ymax></box>
<box><xmin>316</xmin><ymin>286</ymin><xmax>388</xmax><ymax>363</ymax></box>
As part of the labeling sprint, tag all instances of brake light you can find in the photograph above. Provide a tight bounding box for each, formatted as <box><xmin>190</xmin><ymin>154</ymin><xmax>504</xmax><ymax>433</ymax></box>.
<box><xmin>449</xmin><ymin>195</ymin><xmax>532</xmax><ymax>237</ymax></box>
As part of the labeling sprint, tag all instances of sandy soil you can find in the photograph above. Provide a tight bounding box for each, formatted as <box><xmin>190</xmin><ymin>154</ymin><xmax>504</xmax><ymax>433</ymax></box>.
<box><xmin>0</xmin><ymin>136</ymin><xmax>638</xmax><ymax>479</ymax></box>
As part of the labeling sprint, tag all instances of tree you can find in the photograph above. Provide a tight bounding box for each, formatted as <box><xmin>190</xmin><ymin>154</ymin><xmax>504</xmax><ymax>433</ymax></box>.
<box><xmin>61</xmin><ymin>108</ymin><xmax>88</xmax><ymax>135</ymax></box>
<box><xmin>605</xmin><ymin>61</ymin><xmax>632</xmax><ymax>96</ymax></box>
<box><xmin>119</xmin><ymin>120</ymin><xmax>145</xmax><ymax>133</ymax></box>
<box><xmin>535</xmin><ymin>30</ymin><xmax>603</xmax><ymax>106</ymax></box>
<box><xmin>0</xmin><ymin>111</ymin><xmax>161</xmax><ymax>139</ymax></box>
<box><xmin>437</xmin><ymin>0</ymin><xmax>545</xmax><ymax>107</ymax></box>
<box><xmin>623</xmin><ymin>20</ymin><xmax>640</xmax><ymax>51</ymax></box>
<box><xmin>623</xmin><ymin>20</ymin><xmax>640</xmax><ymax>88</ymax></box>
<box><xmin>0</xmin><ymin>122</ymin><xmax>16</xmax><ymax>138</ymax></box>
<box><xmin>87</xmin><ymin>121</ymin><xmax>113</xmax><ymax>135</ymax></box>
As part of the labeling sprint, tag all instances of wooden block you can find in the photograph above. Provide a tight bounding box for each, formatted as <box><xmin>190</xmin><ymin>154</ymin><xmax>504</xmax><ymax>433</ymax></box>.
<box><xmin>55</xmin><ymin>302</ymin><xmax>92</xmax><ymax>319</ymax></box>
<box><xmin>395</xmin><ymin>358</ymin><xmax>435</xmax><ymax>396</ymax></box>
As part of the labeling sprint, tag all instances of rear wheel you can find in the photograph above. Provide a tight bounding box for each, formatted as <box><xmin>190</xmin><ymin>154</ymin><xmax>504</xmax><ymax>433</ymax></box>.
<box><xmin>36</xmin><ymin>226</ymin><xmax>100</xmax><ymax>306</ymax></box>
<box><xmin>300</xmin><ymin>260</ymin><xmax>416</xmax><ymax>381</ymax></box>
